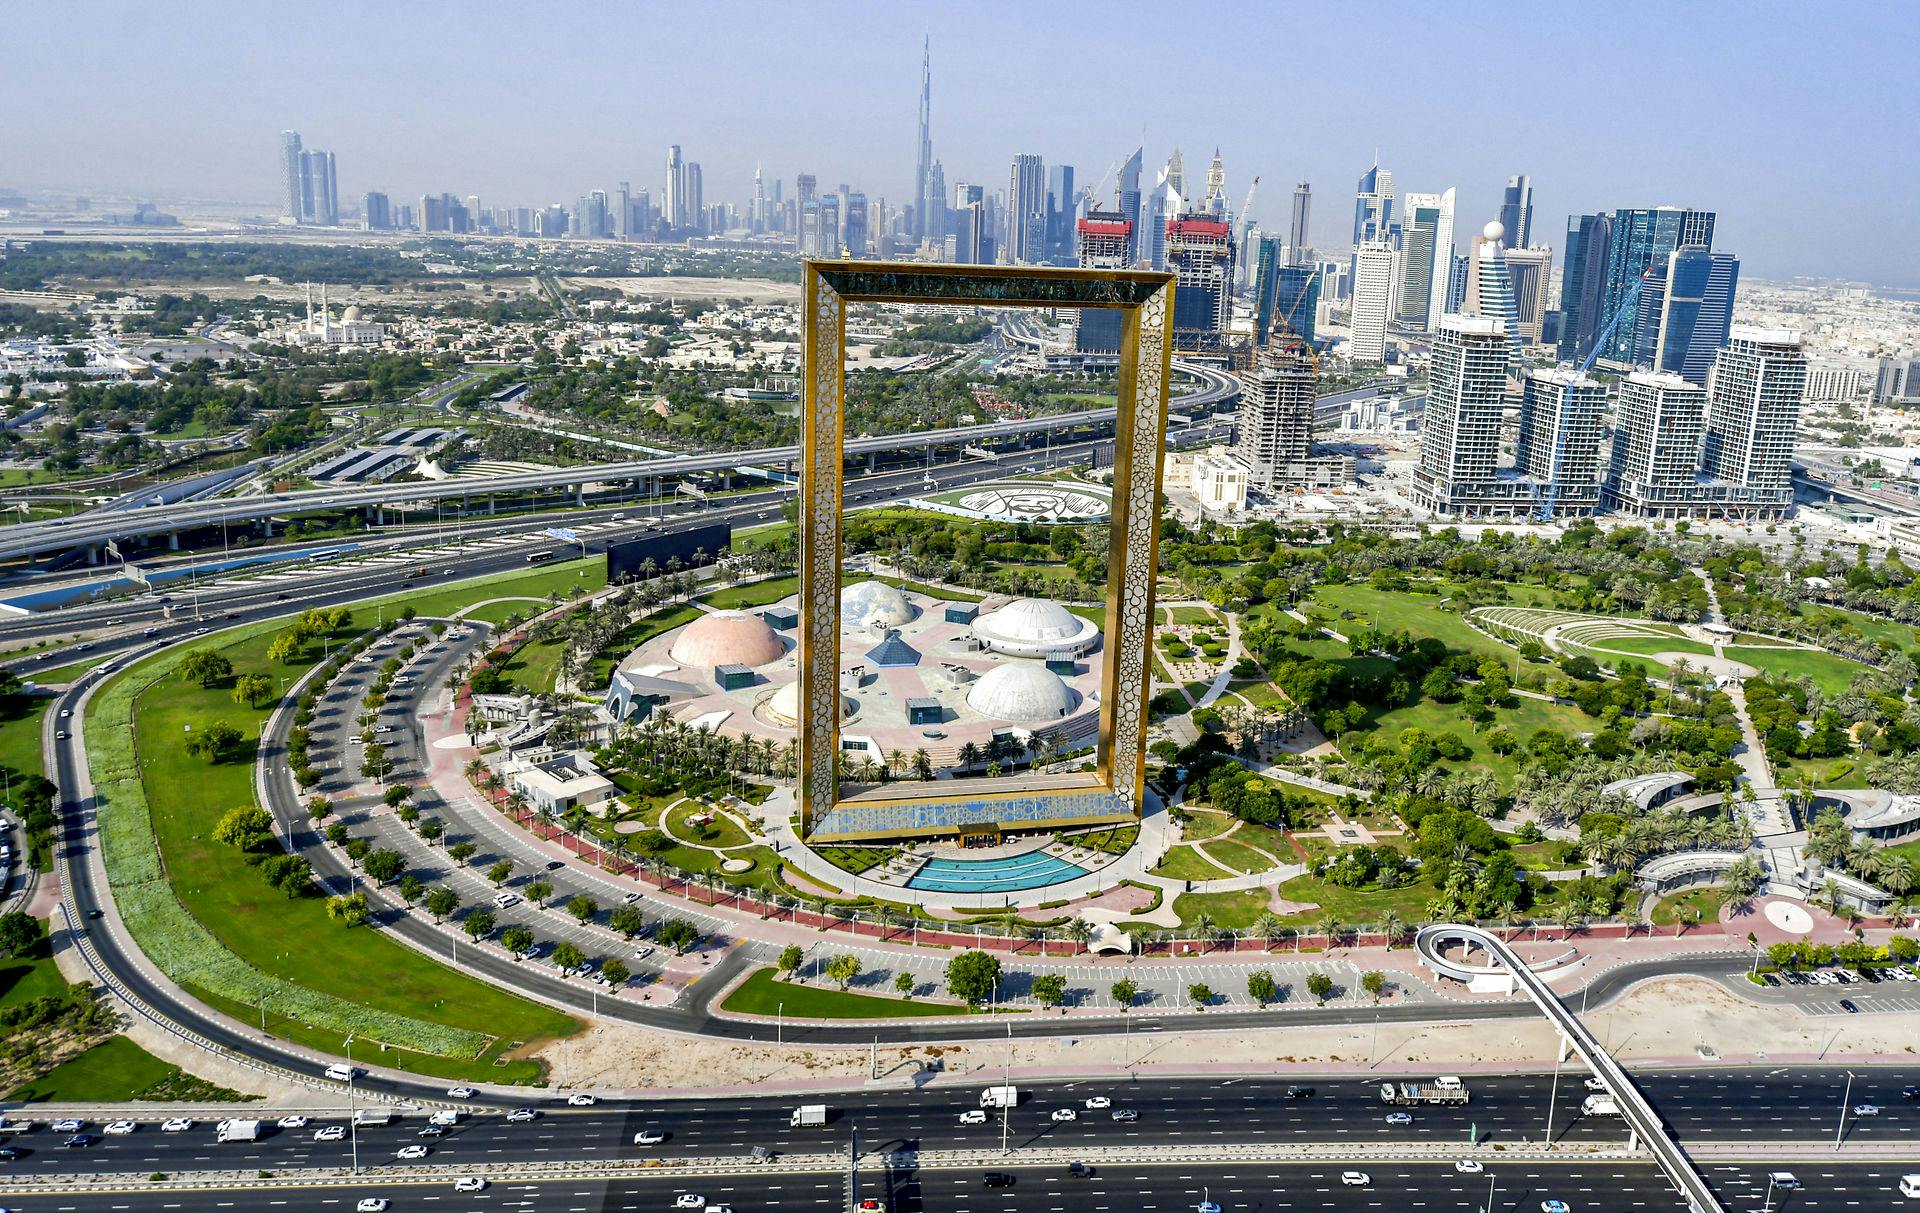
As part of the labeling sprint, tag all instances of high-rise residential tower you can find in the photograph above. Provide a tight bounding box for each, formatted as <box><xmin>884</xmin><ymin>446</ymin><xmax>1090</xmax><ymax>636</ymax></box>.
<box><xmin>1116</xmin><ymin>147</ymin><xmax>1144</xmax><ymax>264</ymax></box>
<box><xmin>1516</xmin><ymin>368</ymin><xmax>1606</xmax><ymax>516</ymax></box>
<box><xmin>665</xmin><ymin>145</ymin><xmax>686</xmax><ymax>230</ymax></box>
<box><xmin>1348</xmin><ymin>241</ymin><xmax>1398</xmax><ymax>363</ymax></box>
<box><xmin>362</xmin><ymin>191</ymin><xmax>391</xmax><ymax>231</ymax></box>
<box><xmin>1498</xmin><ymin>175</ymin><xmax>1533</xmax><ymax>249</ymax></box>
<box><xmin>1463</xmin><ymin>221</ymin><xmax>1519</xmax><ymax>359</ymax></box>
<box><xmin>1606</xmin><ymin>370</ymin><xmax>1709</xmax><ymax>517</ymax></box>
<box><xmin>1598</xmin><ymin>206</ymin><xmax>1716</xmax><ymax>364</ymax></box>
<box><xmin>280</xmin><ymin>131</ymin><xmax>304</xmax><ymax>223</ymax></box>
<box><xmin>1556</xmin><ymin>213</ymin><xmax>1613</xmax><ymax>360</ymax></box>
<box><xmin>1635</xmin><ymin>248</ymin><xmax>1740</xmax><ymax>385</ymax></box>
<box><xmin>1700</xmin><ymin>327</ymin><xmax>1807</xmax><ymax>497</ymax></box>
<box><xmin>1045</xmin><ymin>164</ymin><xmax>1076</xmax><ymax>264</ymax></box>
<box><xmin>1412</xmin><ymin>315</ymin><xmax>1512</xmax><ymax>514</ymax></box>
<box><xmin>1502</xmin><ymin>246</ymin><xmax>1554</xmax><ymax>346</ymax></box>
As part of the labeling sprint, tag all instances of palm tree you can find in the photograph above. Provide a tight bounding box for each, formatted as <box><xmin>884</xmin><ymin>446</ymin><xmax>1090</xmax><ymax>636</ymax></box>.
<box><xmin>1379</xmin><ymin>909</ymin><xmax>1405</xmax><ymax>951</ymax></box>
<box><xmin>1192</xmin><ymin>912</ymin><xmax>1218</xmax><ymax>953</ymax></box>
<box><xmin>875</xmin><ymin>904</ymin><xmax>898</xmax><ymax>942</ymax></box>
<box><xmin>1319</xmin><ymin>913</ymin><xmax>1344</xmax><ymax>950</ymax></box>
<box><xmin>1063</xmin><ymin>918</ymin><xmax>1095</xmax><ymax>954</ymax></box>
<box><xmin>1252</xmin><ymin>911</ymin><xmax>1284</xmax><ymax>954</ymax></box>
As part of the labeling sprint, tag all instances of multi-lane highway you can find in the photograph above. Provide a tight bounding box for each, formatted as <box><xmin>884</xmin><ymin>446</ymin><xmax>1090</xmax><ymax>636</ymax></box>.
<box><xmin>0</xmin><ymin>363</ymin><xmax>1241</xmax><ymax>562</ymax></box>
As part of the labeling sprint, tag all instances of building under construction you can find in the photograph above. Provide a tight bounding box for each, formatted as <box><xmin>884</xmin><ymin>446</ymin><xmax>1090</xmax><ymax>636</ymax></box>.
<box><xmin>1165</xmin><ymin>214</ymin><xmax>1236</xmax><ymax>353</ymax></box>
<box><xmin>1233</xmin><ymin>332</ymin><xmax>1352</xmax><ymax>491</ymax></box>
<box><xmin>1072</xmin><ymin>210</ymin><xmax>1134</xmax><ymax>354</ymax></box>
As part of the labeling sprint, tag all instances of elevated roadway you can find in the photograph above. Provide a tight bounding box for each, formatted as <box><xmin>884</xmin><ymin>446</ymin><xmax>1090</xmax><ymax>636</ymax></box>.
<box><xmin>0</xmin><ymin>363</ymin><xmax>1239</xmax><ymax>563</ymax></box>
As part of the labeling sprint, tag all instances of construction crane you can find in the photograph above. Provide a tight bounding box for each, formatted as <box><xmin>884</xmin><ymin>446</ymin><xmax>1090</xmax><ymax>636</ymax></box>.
<box><xmin>1535</xmin><ymin>271</ymin><xmax>1653</xmax><ymax>522</ymax></box>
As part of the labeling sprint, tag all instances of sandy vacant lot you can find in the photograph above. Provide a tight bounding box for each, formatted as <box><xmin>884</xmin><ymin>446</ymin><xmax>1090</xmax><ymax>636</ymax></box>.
<box><xmin>535</xmin><ymin>976</ymin><xmax>1918</xmax><ymax>1092</ymax></box>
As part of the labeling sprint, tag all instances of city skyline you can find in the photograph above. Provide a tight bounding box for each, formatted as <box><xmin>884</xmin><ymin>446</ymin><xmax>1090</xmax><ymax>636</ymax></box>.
<box><xmin>3</xmin><ymin>0</ymin><xmax>1917</xmax><ymax>285</ymax></box>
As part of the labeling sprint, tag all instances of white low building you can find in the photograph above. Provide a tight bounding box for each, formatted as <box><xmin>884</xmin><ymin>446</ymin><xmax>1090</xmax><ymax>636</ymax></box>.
<box><xmin>499</xmin><ymin>750</ymin><xmax>618</xmax><ymax>816</ymax></box>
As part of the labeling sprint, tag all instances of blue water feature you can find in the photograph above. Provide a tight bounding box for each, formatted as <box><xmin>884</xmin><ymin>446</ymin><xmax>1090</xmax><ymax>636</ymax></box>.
<box><xmin>906</xmin><ymin>850</ymin><xmax>1090</xmax><ymax>894</ymax></box>
<box><xmin>0</xmin><ymin>545</ymin><xmax>361</xmax><ymax>613</ymax></box>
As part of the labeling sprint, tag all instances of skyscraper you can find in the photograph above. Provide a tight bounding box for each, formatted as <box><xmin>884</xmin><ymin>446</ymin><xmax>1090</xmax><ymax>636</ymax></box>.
<box><xmin>1516</xmin><ymin>368</ymin><xmax>1606</xmax><ymax>515</ymax></box>
<box><xmin>1165</xmin><ymin>147</ymin><xmax>1187</xmax><ymax>203</ymax></box>
<box><xmin>913</xmin><ymin>38</ymin><xmax>940</xmax><ymax>242</ymax></box>
<box><xmin>1497</xmin><ymin>175</ymin><xmax>1533</xmax><ymax>249</ymax></box>
<box><xmin>1396</xmin><ymin>188</ymin><xmax>1455</xmax><ymax>332</ymax></box>
<box><xmin>280</xmin><ymin>131</ymin><xmax>304</xmax><ymax>223</ymax></box>
<box><xmin>1203</xmin><ymin>149</ymin><xmax>1227</xmax><ymax>215</ymax></box>
<box><xmin>841</xmin><ymin>192</ymin><xmax>868</xmax><ymax>257</ymax></box>
<box><xmin>1115</xmin><ymin>147</ymin><xmax>1144</xmax><ymax>265</ymax></box>
<box><xmin>664</xmin><ymin>145</ymin><xmax>685</xmax><ymax>229</ymax></box>
<box><xmin>1607</xmin><ymin>370</ymin><xmax>1709</xmax><ymax>517</ymax></box>
<box><xmin>1165</xmin><ymin>214</ymin><xmax>1235</xmax><ymax>345</ymax></box>
<box><xmin>1701</xmin><ymin>328</ymin><xmax>1807</xmax><ymax>495</ymax></box>
<box><xmin>1598</xmin><ymin>206</ymin><xmax>1716</xmax><ymax>365</ymax></box>
<box><xmin>1007</xmin><ymin>154</ymin><xmax>1046</xmax><ymax>264</ymax></box>
<box><xmin>1045</xmin><ymin>164</ymin><xmax>1076</xmax><ymax>264</ymax></box>
<box><xmin>1463</xmin><ymin>221</ymin><xmax>1518</xmax><ymax>359</ymax></box>
<box><xmin>1073</xmin><ymin>210</ymin><xmax>1133</xmax><ymax>353</ymax></box>
<box><xmin>684</xmin><ymin>163</ymin><xmax>704</xmax><ymax>233</ymax></box>
<box><xmin>1556</xmin><ymin>213</ymin><xmax>1613</xmax><ymax>361</ymax></box>
<box><xmin>1288</xmin><ymin>180</ymin><xmax>1311</xmax><ymax>264</ymax></box>
<box><xmin>1413</xmin><ymin>315</ymin><xmax>1512</xmax><ymax>514</ymax></box>
<box><xmin>1348</xmin><ymin>241</ymin><xmax>1399</xmax><ymax>362</ymax></box>
<box><xmin>1353</xmin><ymin>162</ymin><xmax>1394</xmax><ymax>244</ymax></box>
<box><xmin>362</xmin><ymin>191</ymin><xmax>391</xmax><ymax>231</ymax></box>
<box><xmin>1502</xmin><ymin>246</ymin><xmax>1554</xmax><ymax>346</ymax></box>
<box><xmin>1637</xmin><ymin>248</ymin><xmax>1740</xmax><ymax>385</ymax></box>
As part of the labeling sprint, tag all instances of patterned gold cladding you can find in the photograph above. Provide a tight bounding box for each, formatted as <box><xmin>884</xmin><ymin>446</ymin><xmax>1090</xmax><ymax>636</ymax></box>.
<box><xmin>797</xmin><ymin>259</ymin><xmax>1174</xmax><ymax>839</ymax></box>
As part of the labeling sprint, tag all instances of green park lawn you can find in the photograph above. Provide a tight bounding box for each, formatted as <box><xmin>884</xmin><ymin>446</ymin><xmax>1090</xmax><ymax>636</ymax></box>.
<box><xmin>0</xmin><ymin>693</ymin><xmax>46</xmax><ymax>782</ymax></box>
<box><xmin>1724</xmin><ymin>646</ymin><xmax>1870</xmax><ymax>696</ymax></box>
<box><xmin>1168</xmin><ymin>888</ymin><xmax>1274</xmax><ymax>930</ymax></box>
<box><xmin>1266</xmin><ymin>872</ymin><xmax>1437</xmax><ymax>928</ymax></box>
<box><xmin>1151</xmin><ymin>846</ymin><xmax>1234</xmax><ymax>883</ymax></box>
<box><xmin>720</xmin><ymin>966</ymin><xmax>963</xmax><ymax>1019</ymax></box>
<box><xmin>1357</xmin><ymin>693</ymin><xmax>1595</xmax><ymax>789</ymax></box>
<box><xmin>387</xmin><ymin>557</ymin><xmax>606</xmax><ymax>620</ymax></box>
<box><xmin>667</xmin><ymin>800</ymin><xmax>752</xmax><ymax>849</ymax></box>
<box><xmin>457</xmin><ymin>598</ymin><xmax>549</xmax><ymax>626</ymax></box>
<box><xmin>1578</xmin><ymin>634</ymin><xmax>1714</xmax><ymax>660</ymax></box>
<box><xmin>111</xmin><ymin>612</ymin><xmax>579</xmax><ymax>1081</ymax></box>
<box><xmin>1167</xmin><ymin>605</ymin><xmax>1218</xmax><ymax>626</ymax></box>
<box><xmin>5</xmin><ymin>1035</ymin><xmax>247</xmax><ymax>1104</ymax></box>
<box><xmin>1199</xmin><ymin>837</ymin><xmax>1283</xmax><ymax>875</ymax></box>
<box><xmin>1179</xmin><ymin>808</ymin><xmax>1236</xmax><ymax>841</ymax></box>
<box><xmin>0</xmin><ymin>938</ymin><xmax>70</xmax><ymax>1010</ymax></box>
<box><xmin>1776</xmin><ymin>756</ymin><xmax>1869</xmax><ymax>790</ymax></box>
<box><xmin>1797</xmin><ymin>605</ymin><xmax>1915</xmax><ymax>653</ymax></box>
<box><xmin>1650</xmin><ymin>887</ymin><xmax>1727</xmax><ymax>928</ymax></box>
<box><xmin>700</xmin><ymin>575</ymin><xmax>798</xmax><ymax>610</ymax></box>
<box><xmin>502</xmin><ymin>634</ymin><xmax>569</xmax><ymax>693</ymax></box>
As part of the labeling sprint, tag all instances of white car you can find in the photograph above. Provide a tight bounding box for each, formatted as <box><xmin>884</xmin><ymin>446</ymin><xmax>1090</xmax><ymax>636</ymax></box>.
<box><xmin>314</xmin><ymin>1125</ymin><xmax>347</xmax><ymax>1142</ymax></box>
<box><xmin>623</xmin><ymin>891</ymin><xmax>643</xmax><ymax>904</ymax></box>
<box><xmin>673</xmin><ymin>1197</ymin><xmax>705</xmax><ymax>1210</ymax></box>
<box><xmin>1385</xmin><ymin>1112</ymin><xmax>1413</xmax><ymax>1126</ymax></box>
<box><xmin>447</xmin><ymin>1086</ymin><xmax>476</xmax><ymax>1099</ymax></box>
<box><xmin>491</xmin><ymin>892</ymin><xmax>520</xmax><ymax>909</ymax></box>
<box><xmin>959</xmin><ymin>1109</ymin><xmax>988</xmax><ymax>1125</ymax></box>
<box><xmin>50</xmin><ymin>1119</ymin><xmax>83</xmax><ymax>1132</ymax></box>
<box><xmin>1197</xmin><ymin>1202</ymin><xmax>1222</xmax><ymax>1213</ymax></box>
<box><xmin>567</xmin><ymin>1094</ymin><xmax>596</xmax><ymax>1106</ymax></box>
<box><xmin>103</xmin><ymin>1120</ymin><xmax>136</xmax><ymax>1136</ymax></box>
<box><xmin>1083</xmin><ymin>1096</ymin><xmax>1112</xmax><ymax>1110</ymax></box>
<box><xmin>356</xmin><ymin>1201</ymin><xmax>389</xmax><ymax>1213</ymax></box>
<box><xmin>1583</xmin><ymin>1078</ymin><xmax>1608</xmax><ymax>1092</ymax></box>
<box><xmin>396</xmin><ymin>1144</ymin><xmax>430</xmax><ymax>1160</ymax></box>
<box><xmin>161</xmin><ymin>1118</ymin><xmax>192</xmax><ymax>1132</ymax></box>
<box><xmin>1342</xmin><ymin>1172</ymin><xmax>1370</xmax><ymax>1187</ymax></box>
<box><xmin>1855</xmin><ymin>1104</ymin><xmax>1881</xmax><ymax>1117</ymax></box>
<box><xmin>506</xmin><ymin>1108</ymin><xmax>537</xmax><ymax>1122</ymax></box>
<box><xmin>1050</xmin><ymin>1108</ymin><xmax>1077</xmax><ymax>1122</ymax></box>
<box><xmin>1455</xmin><ymin>1160</ymin><xmax>1484</xmax><ymax>1174</ymax></box>
<box><xmin>276</xmin><ymin>1116</ymin><xmax>308</xmax><ymax>1129</ymax></box>
<box><xmin>634</xmin><ymin>1129</ymin><xmax>666</xmax><ymax>1145</ymax></box>
<box><xmin>454</xmin><ymin>1177</ymin><xmax>488</xmax><ymax>1192</ymax></box>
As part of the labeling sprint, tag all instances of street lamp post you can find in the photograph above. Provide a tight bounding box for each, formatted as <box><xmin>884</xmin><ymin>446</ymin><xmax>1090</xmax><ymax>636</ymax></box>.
<box><xmin>345</xmin><ymin>1032</ymin><xmax>360</xmax><ymax>1176</ymax></box>
<box><xmin>1543</xmin><ymin>1031</ymin><xmax>1565</xmax><ymax>1149</ymax></box>
<box><xmin>1001</xmin><ymin>1020</ymin><xmax>1012</xmax><ymax>1156</ymax></box>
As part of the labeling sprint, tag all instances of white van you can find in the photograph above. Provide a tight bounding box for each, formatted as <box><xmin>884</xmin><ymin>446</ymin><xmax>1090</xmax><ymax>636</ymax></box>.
<box><xmin>1898</xmin><ymin>1174</ymin><xmax>1920</xmax><ymax>1199</ymax></box>
<box><xmin>324</xmin><ymin>1063</ymin><xmax>359</xmax><ymax>1082</ymax></box>
<box><xmin>1770</xmin><ymin>1173</ymin><xmax>1801</xmax><ymax>1192</ymax></box>
<box><xmin>429</xmin><ymin>1109</ymin><xmax>463</xmax><ymax>1127</ymax></box>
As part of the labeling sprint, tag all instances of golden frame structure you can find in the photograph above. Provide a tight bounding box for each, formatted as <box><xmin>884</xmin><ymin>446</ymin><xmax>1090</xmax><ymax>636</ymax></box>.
<box><xmin>798</xmin><ymin>260</ymin><xmax>1176</xmax><ymax>841</ymax></box>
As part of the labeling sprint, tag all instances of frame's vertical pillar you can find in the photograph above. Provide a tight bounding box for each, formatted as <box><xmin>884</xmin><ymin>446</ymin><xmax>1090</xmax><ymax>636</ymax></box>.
<box><xmin>1097</xmin><ymin>279</ymin><xmax>1175</xmax><ymax>820</ymax></box>
<box><xmin>797</xmin><ymin>264</ymin><xmax>846</xmax><ymax>838</ymax></box>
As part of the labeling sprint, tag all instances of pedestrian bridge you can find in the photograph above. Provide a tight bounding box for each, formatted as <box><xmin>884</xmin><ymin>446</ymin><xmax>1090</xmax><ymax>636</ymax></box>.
<box><xmin>1415</xmin><ymin>924</ymin><xmax>1723</xmax><ymax>1213</ymax></box>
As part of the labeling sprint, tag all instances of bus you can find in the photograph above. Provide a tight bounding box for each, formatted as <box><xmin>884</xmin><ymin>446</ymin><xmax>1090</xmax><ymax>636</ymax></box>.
<box><xmin>525</xmin><ymin>550</ymin><xmax>557</xmax><ymax>564</ymax></box>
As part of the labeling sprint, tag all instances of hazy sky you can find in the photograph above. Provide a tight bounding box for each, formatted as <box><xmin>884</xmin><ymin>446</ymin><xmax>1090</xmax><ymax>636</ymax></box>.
<box><xmin>5</xmin><ymin>0</ymin><xmax>1915</xmax><ymax>285</ymax></box>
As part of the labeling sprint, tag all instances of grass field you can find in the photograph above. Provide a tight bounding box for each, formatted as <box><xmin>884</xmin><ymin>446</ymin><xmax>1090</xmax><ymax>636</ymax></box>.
<box><xmin>1798</xmin><ymin>605</ymin><xmax>1915</xmax><ymax>653</ymax></box>
<box><xmin>502</xmin><ymin>634</ymin><xmax>569</xmax><ymax>693</ymax></box>
<box><xmin>667</xmin><ymin>800</ymin><xmax>751</xmax><ymax>849</ymax></box>
<box><xmin>0</xmin><ymin>692</ymin><xmax>46</xmax><ymax>783</ymax></box>
<box><xmin>1724</xmin><ymin>645</ymin><xmax>1868</xmax><ymax>695</ymax></box>
<box><xmin>99</xmin><ymin>614</ymin><xmax>580</xmax><ymax>1081</ymax></box>
<box><xmin>1179</xmin><ymin>808</ymin><xmax>1237</xmax><ymax>841</ymax></box>
<box><xmin>1577</xmin><ymin>634</ymin><xmax>1714</xmax><ymax>660</ymax></box>
<box><xmin>1199</xmin><ymin>837</ymin><xmax>1284</xmax><ymax>875</ymax></box>
<box><xmin>1650</xmin><ymin>887</ymin><xmax>1727</xmax><ymax>928</ymax></box>
<box><xmin>1266</xmin><ymin>872</ymin><xmax>1436</xmax><ymax>927</ymax></box>
<box><xmin>1775</xmin><ymin>756</ymin><xmax>1869</xmax><ymax>790</ymax></box>
<box><xmin>1167</xmin><ymin>605</ymin><xmax>1218</xmax><ymax>626</ymax></box>
<box><xmin>1357</xmin><ymin>693</ymin><xmax>1595</xmax><ymax>788</ymax></box>
<box><xmin>392</xmin><ymin>558</ymin><xmax>606</xmax><ymax>620</ymax></box>
<box><xmin>4</xmin><ymin>1035</ymin><xmax>246</xmax><ymax>1104</ymax></box>
<box><xmin>720</xmin><ymin>966</ymin><xmax>964</xmax><ymax>1019</ymax></box>
<box><xmin>583</xmin><ymin>603</ymin><xmax>704</xmax><ymax>688</ymax></box>
<box><xmin>700</xmin><ymin>575</ymin><xmax>798</xmax><ymax>610</ymax></box>
<box><xmin>1151</xmin><ymin>847</ymin><xmax>1234</xmax><ymax>882</ymax></box>
<box><xmin>0</xmin><ymin>939</ymin><xmax>69</xmax><ymax>1009</ymax></box>
<box><xmin>1168</xmin><ymin>889</ymin><xmax>1273</xmax><ymax>930</ymax></box>
<box><xmin>458</xmin><ymin>598</ymin><xmax>547</xmax><ymax>626</ymax></box>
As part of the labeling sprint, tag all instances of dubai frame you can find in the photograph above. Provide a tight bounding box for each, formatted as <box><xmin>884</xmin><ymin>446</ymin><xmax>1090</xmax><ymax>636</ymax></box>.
<box><xmin>797</xmin><ymin>261</ymin><xmax>1176</xmax><ymax>843</ymax></box>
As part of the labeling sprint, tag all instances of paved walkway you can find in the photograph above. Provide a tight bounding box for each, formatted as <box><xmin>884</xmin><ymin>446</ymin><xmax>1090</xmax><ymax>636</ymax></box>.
<box><xmin>1191</xmin><ymin>610</ymin><xmax>1244</xmax><ymax>710</ymax></box>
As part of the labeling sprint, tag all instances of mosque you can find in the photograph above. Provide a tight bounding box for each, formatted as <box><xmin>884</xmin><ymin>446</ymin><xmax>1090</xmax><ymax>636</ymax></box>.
<box><xmin>603</xmin><ymin>579</ymin><xmax>1108</xmax><ymax>827</ymax></box>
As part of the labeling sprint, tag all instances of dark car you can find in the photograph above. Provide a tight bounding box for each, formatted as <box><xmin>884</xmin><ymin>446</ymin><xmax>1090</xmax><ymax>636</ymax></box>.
<box><xmin>546</xmin><ymin>860</ymin><xmax>566</xmax><ymax>871</ymax></box>
<box><xmin>1860</xmin><ymin>968</ymin><xmax>1883</xmax><ymax>983</ymax></box>
<box><xmin>1068</xmin><ymin>1161</ymin><xmax>1095</xmax><ymax>1178</ymax></box>
<box><xmin>61</xmin><ymin>1134</ymin><xmax>90</xmax><ymax>1148</ymax></box>
<box><xmin>1900</xmin><ymin>1085</ymin><xmax>1920</xmax><ymax>1100</ymax></box>
<box><xmin>1839</xmin><ymin>998</ymin><xmax>1859</xmax><ymax>1013</ymax></box>
<box><xmin>0</xmin><ymin>1146</ymin><xmax>21</xmax><ymax>1160</ymax></box>
<box><xmin>983</xmin><ymin>1172</ymin><xmax>1015</xmax><ymax>1188</ymax></box>
<box><xmin>1285</xmin><ymin>1085</ymin><xmax>1316</xmax><ymax>1099</ymax></box>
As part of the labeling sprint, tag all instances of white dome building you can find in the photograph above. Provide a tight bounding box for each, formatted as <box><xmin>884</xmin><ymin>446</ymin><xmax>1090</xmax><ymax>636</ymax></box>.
<box><xmin>669</xmin><ymin>610</ymin><xmax>785</xmax><ymax>669</ymax></box>
<box><xmin>840</xmin><ymin>580</ymin><xmax>915</xmax><ymax>631</ymax></box>
<box><xmin>971</xmin><ymin>597</ymin><xmax>1101</xmax><ymax>658</ymax></box>
<box><xmin>966</xmin><ymin>662</ymin><xmax>1078</xmax><ymax>723</ymax></box>
<box><xmin>765</xmin><ymin>682</ymin><xmax>855</xmax><ymax>727</ymax></box>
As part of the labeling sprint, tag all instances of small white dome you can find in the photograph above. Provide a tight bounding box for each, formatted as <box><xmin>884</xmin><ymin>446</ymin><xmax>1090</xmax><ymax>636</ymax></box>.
<box><xmin>840</xmin><ymin>580</ymin><xmax>914</xmax><ymax>630</ymax></box>
<box><xmin>966</xmin><ymin>662</ymin><xmax>1077</xmax><ymax>723</ymax></box>
<box><xmin>971</xmin><ymin>597</ymin><xmax>1101</xmax><ymax>657</ymax></box>
<box><xmin>1482</xmin><ymin>220</ymin><xmax>1504</xmax><ymax>242</ymax></box>
<box><xmin>766</xmin><ymin>682</ymin><xmax>853</xmax><ymax>726</ymax></box>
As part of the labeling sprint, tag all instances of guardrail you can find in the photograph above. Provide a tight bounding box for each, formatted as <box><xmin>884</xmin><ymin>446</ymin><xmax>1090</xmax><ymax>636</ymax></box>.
<box><xmin>1415</xmin><ymin>923</ymin><xmax>1724</xmax><ymax>1213</ymax></box>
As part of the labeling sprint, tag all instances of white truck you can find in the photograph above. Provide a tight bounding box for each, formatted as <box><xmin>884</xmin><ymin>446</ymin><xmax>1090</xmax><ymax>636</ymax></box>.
<box><xmin>788</xmin><ymin>1104</ymin><xmax>828</xmax><ymax>1129</ymax></box>
<box><xmin>215</xmin><ymin>1118</ymin><xmax>262</xmax><ymax>1143</ymax></box>
<box><xmin>1582</xmin><ymin>1094</ymin><xmax>1622</xmax><ymax>1116</ymax></box>
<box><xmin>979</xmin><ymin>1085</ymin><xmax>1019</xmax><ymax>1109</ymax></box>
<box><xmin>353</xmin><ymin>1109</ymin><xmax>395</xmax><ymax>1127</ymax></box>
<box><xmin>1379</xmin><ymin>1079</ymin><xmax>1470</xmax><ymax>1106</ymax></box>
